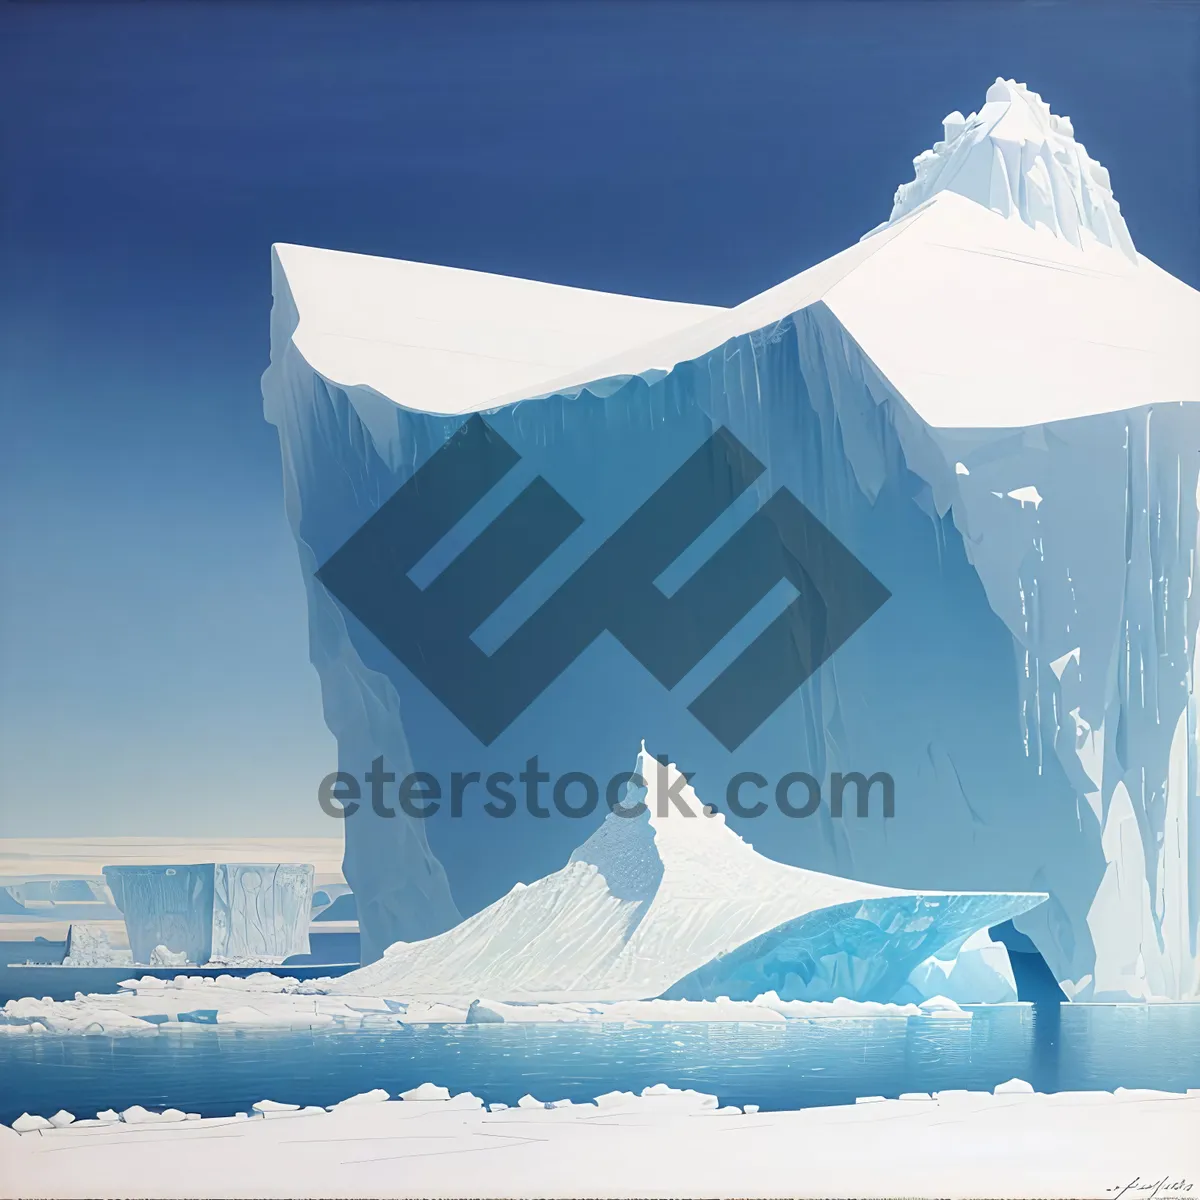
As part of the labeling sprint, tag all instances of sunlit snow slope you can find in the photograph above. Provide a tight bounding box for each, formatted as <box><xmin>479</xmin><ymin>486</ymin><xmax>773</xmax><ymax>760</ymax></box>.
<box><xmin>265</xmin><ymin>79</ymin><xmax>1200</xmax><ymax>999</ymax></box>
<box><xmin>336</xmin><ymin>749</ymin><xmax>1043</xmax><ymax>1002</ymax></box>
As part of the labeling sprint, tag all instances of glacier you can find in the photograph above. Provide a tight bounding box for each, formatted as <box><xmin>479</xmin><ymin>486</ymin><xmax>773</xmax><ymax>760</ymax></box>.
<box><xmin>263</xmin><ymin>78</ymin><xmax>1200</xmax><ymax>1000</ymax></box>
<box><xmin>332</xmin><ymin>748</ymin><xmax>1044</xmax><ymax>1002</ymax></box>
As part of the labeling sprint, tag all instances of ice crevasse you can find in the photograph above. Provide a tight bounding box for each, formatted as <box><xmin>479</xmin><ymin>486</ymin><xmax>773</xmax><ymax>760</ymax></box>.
<box><xmin>263</xmin><ymin>79</ymin><xmax>1200</xmax><ymax>1001</ymax></box>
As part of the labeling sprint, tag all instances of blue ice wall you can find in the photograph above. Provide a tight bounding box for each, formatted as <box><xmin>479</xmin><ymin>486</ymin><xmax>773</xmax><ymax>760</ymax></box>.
<box><xmin>104</xmin><ymin>864</ymin><xmax>215</xmax><ymax>965</ymax></box>
<box><xmin>665</xmin><ymin>893</ymin><xmax>1044</xmax><ymax>1003</ymax></box>
<box><xmin>211</xmin><ymin>863</ymin><xmax>314</xmax><ymax>962</ymax></box>
<box><xmin>266</xmin><ymin>288</ymin><xmax>1200</xmax><ymax>998</ymax></box>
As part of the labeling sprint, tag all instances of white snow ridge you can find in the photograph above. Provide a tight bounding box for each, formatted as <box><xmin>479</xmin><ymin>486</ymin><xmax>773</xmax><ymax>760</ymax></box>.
<box><xmin>337</xmin><ymin>748</ymin><xmax>1042</xmax><ymax>1003</ymax></box>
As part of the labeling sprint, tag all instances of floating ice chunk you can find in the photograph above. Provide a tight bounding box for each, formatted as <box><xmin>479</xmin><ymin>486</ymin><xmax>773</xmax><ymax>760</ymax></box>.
<box><xmin>744</xmin><ymin>1104</ymin><xmax>760</xmax><ymax>1114</ymax></box>
<box><xmin>994</xmin><ymin>1078</ymin><xmax>1036</xmax><ymax>1095</ymax></box>
<box><xmin>12</xmin><ymin>1114</ymin><xmax>53</xmax><ymax>1133</ymax></box>
<box><xmin>593</xmin><ymin>1091</ymin><xmax>637</xmax><ymax>1108</ymax></box>
<box><xmin>488</xmin><ymin>1103</ymin><xmax>509</xmax><ymax>1112</ymax></box>
<box><xmin>48</xmin><ymin>1111</ymin><xmax>75</xmax><ymax>1128</ymax></box>
<box><xmin>399</xmin><ymin>1083</ymin><xmax>450</xmax><ymax>1102</ymax></box>
<box><xmin>252</xmin><ymin>1099</ymin><xmax>300</xmax><ymax>1114</ymax></box>
<box><xmin>955</xmin><ymin>461</ymin><xmax>970</xmax><ymax>475</ymax></box>
<box><xmin>120</xmin><ymin>1106</ymin><xmax>187</xmax><ymax>1124</ymax></box>
<box><xmin>327</xmin><ymin>1089</ymin><xmax>389</xmax><ymax>1110</ymax></box>
<box><xmin>465</xmin><ymin>999</ymin><xmax>506</xmax><ymax>1023</ymax></box>
<box><xmin>855</xmin><ymin>1096</ymin><xmax>887</xmax><ymax>1104</ymax></box>
<box><xmin>917</xmin><ymin>995</ymin><xmax>971</xmax><ymax>1017</ymax></box>
<box><xmin>62</xmin><ymin>924</ymin><xmax>132</xmax><ymax>967</ymax></box>
<box><xmin>84</xmin><ymin>1009</ymin><xmax>159</xmax><ymax>1033</ymax></box>
<box><xmin>400</xmin><ymin>1002</ymin><xmax>469</xmax><ymax>1023</ymax></box>
<box><xmin>95</xmin><ymin>1109</ymin><xmax>120</xmax><ymax>1123</ymax></box>
<box><xmin>150</xmin><ymin>945</ymin><xmax>191</xmax><ymax>968</ymax></box>
<box><xmin>639</xmin><ymin>1084</ymin><xmax>719</xmax><ymax>1109</ymax></box>
<box><xmin>216</xmin><ymin>1005</ymin><xmax>272</xmax><ymax>1025</ymax></box>
<box><xmin>517</xmin><ymin>1094</ymin><xmax>546</xmax><ymax>1109</ymax></box>
<box><xmin>754</xmin><ymin>992</ymin><xmax>921</xmax><ymax>1018</ymax></box>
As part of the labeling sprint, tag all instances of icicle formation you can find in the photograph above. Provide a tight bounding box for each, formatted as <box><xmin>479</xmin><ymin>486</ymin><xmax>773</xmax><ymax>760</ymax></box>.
<box><xmin>889</xmin><ymin>79</ymin><xmax>1137</xmax><ymax>262</ymax></box>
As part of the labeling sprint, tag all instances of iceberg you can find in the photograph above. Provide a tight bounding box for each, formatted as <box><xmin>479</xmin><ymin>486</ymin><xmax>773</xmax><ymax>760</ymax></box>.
<box><xmin>335</xmin><ymin>748</ymin><xmax>1043</xmax><ymax>1002</ymax></box>
<box><xmin>103</xmin><ymin>865</ymin><xmax>216</xmax><ymax>966</ymax></box>
<box><xmin>210</xmin><ymin>863</ymin><xmax>315</xmax><ymax>964</ymax></box>
<box><xmin>104</xmin><ymin>863</ymin><xmax>314</xmax><ymax>965</ymax></box>
<box><xmin>263</xmin><ymin>79</ymin><xmax>1200</xmax><ymax>999</ymax></box>
<box><xmin>61</xmin><ymin>923</ymin><xmax>132</xmax><ymax>968</ymax></box>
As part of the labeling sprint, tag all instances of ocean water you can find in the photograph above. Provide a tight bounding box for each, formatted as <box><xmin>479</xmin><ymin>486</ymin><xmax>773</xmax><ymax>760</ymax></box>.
<box><xmin>2</xmin><ymin>1004</ymin><xmax>1197</xmax><ymax>1124</ymax></box>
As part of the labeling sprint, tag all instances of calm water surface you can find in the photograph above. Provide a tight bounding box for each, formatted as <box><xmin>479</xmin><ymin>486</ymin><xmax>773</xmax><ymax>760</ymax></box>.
<box><xmin>3</xmin><ymin>1004</ymin><xmax>1198</xmax><ymax>1124</ymax></box>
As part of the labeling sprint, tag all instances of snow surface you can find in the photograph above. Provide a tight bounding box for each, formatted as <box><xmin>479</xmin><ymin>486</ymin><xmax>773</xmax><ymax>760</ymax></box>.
<box><xmin>335</xmin><ymin>749</ymin><xmax>1043</xmax><ymax>1002</ymax></box>
<box><xmin>263</xmin><ymin>77</ymin><xmax>1200</xmax><ymax>1001</ymax></box>
<box><xmin>271</xmin><ymin>243</ymin><xmax>720</xmax><ymax>419</ymax></box>
<box><xmin>4</xmin><ymin>1081</ymin><xmax>1197</xmax><ymax>1199</ymax></box>
<box><xmin>481</xmin><ymin>189</ymin><xmax>1197</xmax><ymax>429</ymax></box>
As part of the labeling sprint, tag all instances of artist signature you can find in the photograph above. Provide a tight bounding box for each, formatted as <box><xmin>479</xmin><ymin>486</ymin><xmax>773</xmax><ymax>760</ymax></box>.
<box><xmin>1107</xmin><ymin>1178</ymin><xmax>1194</xmax><ymax>1200</ymax></box>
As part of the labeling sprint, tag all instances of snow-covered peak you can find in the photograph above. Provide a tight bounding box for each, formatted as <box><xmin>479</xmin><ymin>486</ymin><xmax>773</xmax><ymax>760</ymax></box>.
<box><xmin>886</xmin><ymin>78</ymin><xmax>1136</xmax><ymax>262</ymax></box>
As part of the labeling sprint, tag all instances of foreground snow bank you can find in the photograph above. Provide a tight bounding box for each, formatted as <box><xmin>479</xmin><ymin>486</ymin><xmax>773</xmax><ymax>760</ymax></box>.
<box><xmin>5</xmin><ymin>1081</ymin><xmax>1197</xmax><ymax>1199</ymax></box>
<box><xmin>1</xmin><ymin>982</ymin><xmax>973</xmax><ymax>1034</ymax></box>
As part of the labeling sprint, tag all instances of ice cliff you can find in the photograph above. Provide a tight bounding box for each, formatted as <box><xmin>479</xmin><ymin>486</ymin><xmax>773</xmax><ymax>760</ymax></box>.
<box><xmin>263</xmin><ymin>79</ymin><xmax>1200</xmax><ymax>999</ymax></box>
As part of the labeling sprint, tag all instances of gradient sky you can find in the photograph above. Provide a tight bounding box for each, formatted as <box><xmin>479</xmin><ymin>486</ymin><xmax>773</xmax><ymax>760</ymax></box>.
<box><xmin>1</xmin><ymin>0</ymin><xmax>1196</xmax><ymax>839</ymax></box>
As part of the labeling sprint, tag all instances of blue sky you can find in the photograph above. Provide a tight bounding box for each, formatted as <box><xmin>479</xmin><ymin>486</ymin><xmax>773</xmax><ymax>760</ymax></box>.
<box><xmin>1</xmin><ymin>0</ymin><xmax>1196</xmax><ymax>838</ymax></box>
